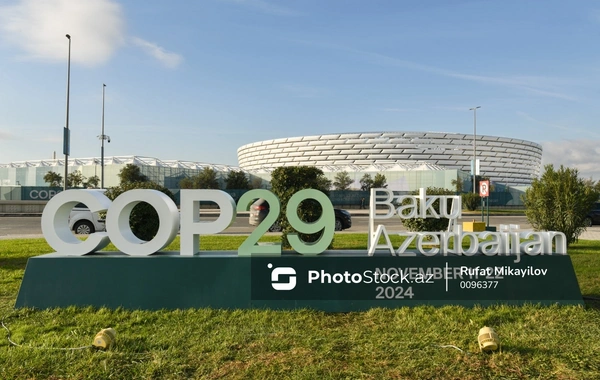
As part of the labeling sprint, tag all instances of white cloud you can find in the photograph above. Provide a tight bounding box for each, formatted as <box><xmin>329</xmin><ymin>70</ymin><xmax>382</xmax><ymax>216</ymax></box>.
<box><xmin>0</xmin><ymin>0</ymin><xmax>125</xmax><ymax>66</ymax></box>
<box><xmin>0</xmin><ymin>0</ymin><xmax>183</xmax><ymax>69</ymax></box>
<box><xmin>130</xmin><ymin>37</ymin><xmax>183</xmax><ymax>69</ymax></box>
<box><xmin>542</xmin><ymin>139</ymin><xmax>600</xmax><ymax>181</ymax></box>
<box><xmin>0</xmin><ymin>130</ymin><xmax>17</xmax><ymax>140</ymax></box>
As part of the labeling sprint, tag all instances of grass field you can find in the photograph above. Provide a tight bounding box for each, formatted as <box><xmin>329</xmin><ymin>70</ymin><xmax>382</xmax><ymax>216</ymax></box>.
<box><xmin>1</xmin><ymin>235</ymin><xmax>599</xmax><ymax>379</ymax></box>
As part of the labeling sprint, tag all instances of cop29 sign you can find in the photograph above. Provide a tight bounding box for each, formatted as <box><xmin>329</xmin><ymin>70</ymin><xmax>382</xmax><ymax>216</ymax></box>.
<box><xmin>22</xmin><ymin>187</ymin><xmax>581</xmax><ymax>310</ymax></box>
<box><xmin>42</xmin><ymin>188</ymin><xmax>336</xmax><ymax>257</ymax></box>
<box><xmin>42</xmin><ymin>187</ymin><xmax>568</xmax><ymax>260</ymax></box>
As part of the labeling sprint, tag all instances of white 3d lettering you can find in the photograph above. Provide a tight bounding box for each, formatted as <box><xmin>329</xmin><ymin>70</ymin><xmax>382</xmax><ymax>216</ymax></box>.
<box><xmin>367</xmin><ymin>188</ymin><xmax>567</xmax><ymax>262</ymax></box>
<box><xmin>42</xmin><ymin>188</ymin><xmax>333</xmax><ymax>257</ymax></box>
<box><xmin>42</xmin><ymin>189</ymin><xmax>236</xmax><ymax>256</ymax></box>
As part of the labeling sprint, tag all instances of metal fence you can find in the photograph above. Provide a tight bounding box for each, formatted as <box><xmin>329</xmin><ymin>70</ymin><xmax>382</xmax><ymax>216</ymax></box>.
<box><xmin>0</xmin><ymin>186</ymin><xmax>525</xmax><ymax>209</ymax></box>
<box><xmin>0</xmin><ymin>186</ymin><xmax>63</xmax><ymax>201</ymax></box>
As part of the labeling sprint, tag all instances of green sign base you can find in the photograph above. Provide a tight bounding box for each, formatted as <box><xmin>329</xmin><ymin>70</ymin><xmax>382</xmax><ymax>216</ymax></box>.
<box><xmin>15</xmin><ymin>251</ymin><xmax>583</xmax><ymax>311</ymax></box>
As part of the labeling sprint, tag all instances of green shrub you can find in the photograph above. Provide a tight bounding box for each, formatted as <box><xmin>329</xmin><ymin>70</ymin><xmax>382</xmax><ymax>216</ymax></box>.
<box><xmin>103</xmin><ymin>181</ymin><xmax>175</xmax><ymax>241</ymax></box>
<box><xmin>270</xmin><ymin>166</ymin><xmax>331</xmax><ymax>248</ymax></box>
<box><xmin>400</xmin><ymin>187</ymin><xmax>456</xmax><ymax>232</ymax></box>
<box><xmin>522</xmin><ymin>164</ymin><xmax>599</xmax><ymax>246</ymax></box>
<box><xmin>461</xmin><ymin>192</ymin><xmax>481</xmax><ymax>211</ymax></box>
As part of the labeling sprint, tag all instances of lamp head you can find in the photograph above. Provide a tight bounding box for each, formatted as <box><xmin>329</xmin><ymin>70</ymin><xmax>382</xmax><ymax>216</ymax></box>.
<box><xmin>66</xmin><ymin>34</ymin><xmax>71</xmax><ymax>39</ymax></box>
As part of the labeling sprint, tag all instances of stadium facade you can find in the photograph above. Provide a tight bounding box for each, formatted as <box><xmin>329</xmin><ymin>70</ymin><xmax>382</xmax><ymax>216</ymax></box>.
<box><xmin>238</xmin><ymin>131</ymin><xmax>542</xmax><ymax>189</ymax></box>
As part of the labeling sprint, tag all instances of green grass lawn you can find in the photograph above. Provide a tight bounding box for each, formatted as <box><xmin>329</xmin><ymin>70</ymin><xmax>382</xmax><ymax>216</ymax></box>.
<box><xmin>1</xmin><ymin>235</ymin><xmax>599</xmax><ymax>379</ymax></box>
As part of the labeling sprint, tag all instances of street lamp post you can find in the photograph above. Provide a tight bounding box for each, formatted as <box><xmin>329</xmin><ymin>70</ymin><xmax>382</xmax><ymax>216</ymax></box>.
<box><xmin>469</xmin><ymin>106</ymin><xmax>481</xmax><ymax>193</ymax></box>
<box><xmin>63</xmin><ymin>34</ymin><xmax>71</xmax><ymax>191</ymax></box>
<box><xmin>98</xmin><ymin>84</ymin><xmax>110</xmax><ymax>189</ymax></box>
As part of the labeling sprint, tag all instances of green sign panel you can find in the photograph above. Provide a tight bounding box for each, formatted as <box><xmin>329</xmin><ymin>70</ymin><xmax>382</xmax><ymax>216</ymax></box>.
<box><xmin>16</xmin><ymin>251</ymin><xmax>582</xmax><ymax>311</ymax></box>
<box><xmin>250</xmin><ymin>254</ymin><xmax>581</xmax><ymax>303</ymax></box>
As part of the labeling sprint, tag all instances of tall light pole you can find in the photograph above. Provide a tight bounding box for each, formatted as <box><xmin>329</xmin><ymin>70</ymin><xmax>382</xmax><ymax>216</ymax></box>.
<box><xmin>469</xmin><ymin>106</ymin><xmax>481</xmax><ymax>193</ymax></box>
<box><xmin>63</xmin><ymin>34</ymin><xmax>71</xmax><ymax>191</ymax></box>
<box><xmin>98</xmin><ymin>84</ymin><xmax>110</xmax><ymax>188</ymax></box>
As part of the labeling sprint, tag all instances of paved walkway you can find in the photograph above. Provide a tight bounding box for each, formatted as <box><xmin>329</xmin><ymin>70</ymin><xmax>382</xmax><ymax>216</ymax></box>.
<box><xmin>580</xmin><ymin>228</ymin><xmax>600</xmax><ymax>241</ymax></box>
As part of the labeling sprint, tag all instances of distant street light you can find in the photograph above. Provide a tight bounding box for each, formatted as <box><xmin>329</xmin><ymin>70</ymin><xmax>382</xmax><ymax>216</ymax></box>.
<box><xmin>63</xmin><ymin>34</ymin><xmax>71</xmax><ymax>191</ymax></box>
<box><xmin>98</xmin><ymin>83</ymin><xmax>110</xmax><ymax>188</ymax></box>
<box><xmin>469</xmin><ymin>106</ymin><xmax>481</xmax><ymax>193</ymax></box>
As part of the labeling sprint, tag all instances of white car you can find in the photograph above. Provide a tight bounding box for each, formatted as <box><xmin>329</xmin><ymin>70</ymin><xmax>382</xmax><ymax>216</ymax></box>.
<box><xmin>69</xmin><ymin>203</ymin><xmax>106</xmax><ymax>234</ymax></box>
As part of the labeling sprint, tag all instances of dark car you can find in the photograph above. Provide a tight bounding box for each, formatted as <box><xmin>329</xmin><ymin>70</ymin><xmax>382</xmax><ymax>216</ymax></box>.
<box><xmin>249</xmin><ymin>198</ymin><xmax>352</xmax><ymax>232</ymax></box>
<box><xmin>584</xmin><ymin>202</ymin><xmax>600</xmax><ymax>227</ymax></box>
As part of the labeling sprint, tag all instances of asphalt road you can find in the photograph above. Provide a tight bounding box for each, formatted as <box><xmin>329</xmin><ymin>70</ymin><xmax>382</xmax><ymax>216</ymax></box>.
<box><xmin>0</xmin><ymin>214</ymin><xmax>532</xmax><ymax>238</ymax></box>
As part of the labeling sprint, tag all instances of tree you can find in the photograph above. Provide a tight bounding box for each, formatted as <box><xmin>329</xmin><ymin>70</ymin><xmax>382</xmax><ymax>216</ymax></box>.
<box><xmin>359</xmin><ymin>174</ymin><xmax>374</xmax><ymax>191</ymax></box>
<box><xmin>401</xmin><ymin>187</ymin><xmax>456</xmax><ymax>232</ymax></box>
<box><xmin>251</xmin><ymin>176</ymin><xmax>264</xmax><ymax>189</ymax></box>
<box><xmin>373</xmin><ymin>173</ymin><xmax>387</xmax><ymax>188</ymax></box>
<box><xmin>180</xmin><ymin>167</ymin><xmax>220</xmax><ymax>189</ymax></box>
<box><xmin>179</xmin><ymin>177</ymin><xmax>194</xmax><ymax>189</ymax></box>
<box><xmin>67</xmin><ymin>171</ymin><xmax>86</xmax><ymax>188</ymax></box>
<box><xmin>199</xmin><ymin>167</ymin><xmax>220</xmax><ymax>188</ymax></box>
<box><xmin>451</xmin><ymin>177</ymin><xmax>463</xmax><ymax>193</ymax></box>
<box><xmin>522</xmin><ymin>164</ymin><xmax>599</xmax><ymax>246</ymax></box>
<box><xmin>583</xmin><ymin>178</ymin><xmax>600</xmax><ymax>194</ymax></box>
<box><xmin>103</xmin><ymin>181</ymin><xmax>175</xmax><ymax>241</ymax></box>
<box><xmin>270</xmin><ymin>166</ymin><xmax>332</xmax><ymax>248</ymax></box>
<box><xmin>318</xmin><ymin>175</ymin><xmax>332</xmax><ymax>191</ymax></box>
<box><xmin>225</xmin><ymin>170</ymin><xmax>251</xmax><ymax>190</ymax></box>
<box><xmin>43</xmin><ymin>171</ymin><xmax>62</xmax><ymax>187</ymax></box>
<box><xmin>359</xmin><ymin>173</ymin><xmax>386</xmax><ymax>190</ymax></box>
<box><xmin>118</xmin><ymin>164</ymin><xmax>148</xmax><ymax>184</ymax></box>
<box><xmin>86</xmin><ymin>175</ymin><xmax>100</xmax><ymax>188</ymax></box>
<box><xmin>333</xmin><ymin>171</ymin><xmax>353</xmax><ymax>190</ymax></box>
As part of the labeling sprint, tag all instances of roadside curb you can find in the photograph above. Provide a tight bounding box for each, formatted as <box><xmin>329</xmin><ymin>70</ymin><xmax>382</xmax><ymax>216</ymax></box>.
<box><xmin>0</xmin><ymin>213</ymin><xmax>43</xmax><ymax>217</ymax></box>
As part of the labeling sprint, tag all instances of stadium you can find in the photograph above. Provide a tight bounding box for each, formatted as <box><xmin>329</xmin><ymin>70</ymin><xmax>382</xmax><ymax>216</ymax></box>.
<box><xmin>238</xmin><ymin>131</ymin><xmax>542</xmax><ymax>190</ymax></box>
<box><xmin>1</xmin><ymin>131</ymin><xmax>541</xmax><ymax>202</ymax></box>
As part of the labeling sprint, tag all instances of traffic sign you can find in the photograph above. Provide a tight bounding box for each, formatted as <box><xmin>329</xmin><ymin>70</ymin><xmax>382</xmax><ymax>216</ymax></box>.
<box><xmin>479</xmin><ymin>180</ymin><xmax>490</xmax><ymax>197</ymax></box>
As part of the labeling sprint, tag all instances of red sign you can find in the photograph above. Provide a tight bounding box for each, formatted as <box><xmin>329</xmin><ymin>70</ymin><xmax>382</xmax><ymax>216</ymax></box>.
<box><xmin>479</xmin><ymin>180</ymin><xmax>490</xmax><ymax>197</ymax></box>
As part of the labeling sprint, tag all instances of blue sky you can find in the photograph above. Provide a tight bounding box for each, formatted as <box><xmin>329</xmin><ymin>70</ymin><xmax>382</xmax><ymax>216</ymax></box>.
<box><xmin>1</xmin><ymin>0</ymin><xmax>599</xmax><ymax>180</ymax></box>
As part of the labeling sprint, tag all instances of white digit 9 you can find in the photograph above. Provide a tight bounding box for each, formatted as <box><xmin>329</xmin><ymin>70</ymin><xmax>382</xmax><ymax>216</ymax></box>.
<box><xmin>286</xmin><ymin>189</ymin><xmax>335</xmax><ymax>255</ymax></box>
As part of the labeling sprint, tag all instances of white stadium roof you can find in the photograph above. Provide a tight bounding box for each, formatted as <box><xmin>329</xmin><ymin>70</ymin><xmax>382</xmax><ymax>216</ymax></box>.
<box><xmin>0</xmin><ymin>156</ymin><xmax>243</xmax><ymax>172</ymax></box>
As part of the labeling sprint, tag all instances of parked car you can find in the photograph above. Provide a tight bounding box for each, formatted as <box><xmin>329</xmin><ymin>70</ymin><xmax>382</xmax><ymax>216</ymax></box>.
<box><xmin>249</xmin><ymin>198</ymin><xmax>352</xmax><ymax>232</ymax></box>
<box><xmin>584</xmin><ymin>202</ymin><xmax>600</xmax><ymax>227</ymax></box>
<box><xmin>69</xmin><ymin>203</ymin><xmax>106</xmax><ymax>234</ymax></box>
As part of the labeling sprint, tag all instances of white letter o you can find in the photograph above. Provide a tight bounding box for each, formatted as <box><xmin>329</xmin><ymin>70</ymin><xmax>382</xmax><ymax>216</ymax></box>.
<box><xmin>106</xmin><ymin>189</ymin><xmax>179</xmax><ymax>256</ymax></box>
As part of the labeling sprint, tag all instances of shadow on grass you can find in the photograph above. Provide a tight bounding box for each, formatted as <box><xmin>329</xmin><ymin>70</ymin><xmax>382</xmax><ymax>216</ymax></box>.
<box><xmin>570</xmin><ymin>240</ymin><xmax>600</xmax><ymax>253</ymax></box>
<box><xmin>583</xmin><ymin>297</ymin><xmax>600</xmax><ymax>310</ymax></box>
<box><xmin>0</xmin><ymin>258</ymin><xmax>28</xmax><ymax>271</ymax></box>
